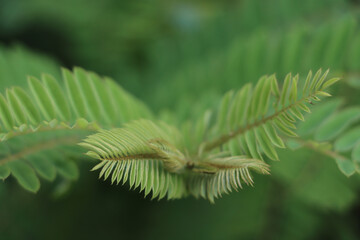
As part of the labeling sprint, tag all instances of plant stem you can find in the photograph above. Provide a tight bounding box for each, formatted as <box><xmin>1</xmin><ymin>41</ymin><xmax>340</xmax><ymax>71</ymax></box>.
<box><xmin>0</xmin><ymin>136</ymin><xmax>80</xmax><ymax>166</ymax></box>
<box><xmin>1</xmin><ymin>122</ymin><xmax>100</xmax><ymax>142</ymax></box>
<box><xmin>291</xmin><ymin>138</ymin><xmax>347</xmax><ymax>161</ymax></box>
<box><xmin>203</xmin><ymin>95</ymin><xmax>311</xmax><ymax>152</ymax></box>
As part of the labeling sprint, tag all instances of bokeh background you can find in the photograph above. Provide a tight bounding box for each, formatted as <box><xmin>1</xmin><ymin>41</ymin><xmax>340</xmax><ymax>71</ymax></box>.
<box><xmin>1</xmin><ymin>0</ymin><xmax>360</xmax><ymax>239</ymax></box>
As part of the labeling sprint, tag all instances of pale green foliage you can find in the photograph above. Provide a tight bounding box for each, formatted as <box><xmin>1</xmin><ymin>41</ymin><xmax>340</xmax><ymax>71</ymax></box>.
<box><xmin>200</xmin><ymin>69</ymin><xmax>336</xmax><ymax>160</ymax></box>
<box><xmin>294</xmin><ymin>100</ymin><xmax>360</xmax><ymax>177</ymax></box>
<box><xmin>81</xmin><ymin>119</ymin><xmax>269</xmax><ymax>201</ymax></box>
<box><xmin>81</xmin><ymin>120</ymin><xmax>186</xmax><ymax>199</ymax></box>
<box><xmin>315</xmin><ymin>107</ymin><xmax>360</xmax><ymax>141</ymax></box>
<box><xmin>0</xmin><ymin>67</ymin><xmax>152</xmax><ymax>192</ymax></box>
<box><xmin>186</xmin><ymin>155</ymin><xmax>270</xmax><ymax>202</ymax></box>
<box><xmin>0</xmin><ymin>67</ymin><xmax>152</xmax><ymax>141</ymax></box>
<box><xmin>81</xmin><ymin>69</ymin><xmax>339</xmax><ymax>201</ymax></box>
<box><xmin>0</xmin><ymin>60</ymin><xmax>344</xmax><ymax>200</ymax></box>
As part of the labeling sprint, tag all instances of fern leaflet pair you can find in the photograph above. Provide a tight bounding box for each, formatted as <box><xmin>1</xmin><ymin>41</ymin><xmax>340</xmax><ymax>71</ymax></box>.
<box><xmin>80</xmin><ymin>68</ymin><xmax>339</xmax><ymax>202</ymax></box>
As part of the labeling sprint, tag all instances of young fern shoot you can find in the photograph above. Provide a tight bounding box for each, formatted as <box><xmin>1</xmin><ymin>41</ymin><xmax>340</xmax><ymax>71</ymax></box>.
<box><xmin>81</xmin><ymin>69</ymin><xmax>339</xmax><ymax>202</ymax></box>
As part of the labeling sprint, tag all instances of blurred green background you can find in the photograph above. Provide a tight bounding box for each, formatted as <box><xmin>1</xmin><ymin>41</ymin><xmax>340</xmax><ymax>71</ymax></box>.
<box><xmin>1</xmin><ymin>0</ymin><xmax>360</xmax><ymax>239</ymax></box>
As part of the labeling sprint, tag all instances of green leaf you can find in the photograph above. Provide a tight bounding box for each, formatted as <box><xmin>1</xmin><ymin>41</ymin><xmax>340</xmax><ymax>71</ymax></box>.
<box><xmin>63</xmin><ymin>68</ymin><xmax>87</xmax><ymax>118</ymax></box>
<box><xmin>88</xmin><ymin>72</ymin><xmax>113</xmax><ymax>125</ymax></box>
<box><xmin>322</xmin><ymin>77</ymin><xmax>341</xmax><ymax>90</ymax></box>
<box><xmin>8</xmin><ymin>161</ymin><xmax>40</xmax><ymax>192</ymax></box>
<box><xmin>311</xmin><ymin>96</ymin><xmax>321</xmax><ymax>102</ymax></box>
<box><xmin>262</xmin><ymin>123</ymin><xmax>285</xmax><ymax>148</ymax></box>
<box><xmin>28</xmin><ymin>156</ymin><xmax>57</xmax><ymax>181</ymax></box>
<box><xmin>0</xmin><ymin>165</ymin><xmax>10</xmax><ymax>180</ymax></box>
<box><xmin>244</xmin><ymin>130</ymin><xmax>262</xmax><ymax>159</ymax></box>
<box><xmin>335</xmin><ymin>158</ymin><xmax>355</xmax><ymax>177</ymax></box>
<box><xmin>74</xmin><ymin>67</ymin><xmax>100</xmax><ymax>121</ymax></box>
<box><xmin>302</xmin><ymin>70</ymin><xmax>312</xmax><ymax>95</ymax></box>
<box><xmin>28</xmin><ymin>76</ymin><xmax>56</xmax><ymax>121</ymax></box>
<box><xmin>187</xmin><ymin>156</ymin><xmax>269</xmax><ymax>202</ymax></box>
<box><xmin>76</xmin><ymin>118</ymin><xmax>89</xmax><ymax>129</ymax></box>
<box><xmin>12</xmin><ymin>86</ymin><xmax>41</xmax><ymax>125</ymax></box>
<box><xmin>250</xmin><ymin>76</ymin><xmax>266</xmax><ymax>119</ymax></box>
<box><xmin>238</xmin><ymin>136</ymin><xmax>252</xmax><ymax>157</ymax></box>
<box><xmin>237</xmin><ymin>84</ymin><xmax>252</xmax><ymax>127</ymax></box>
<box><xmin>105</xmin><ymin>79</ymin><xmax>131</xmax><ymax>123</ymax></box>
<box><xmin>309</xmin><ymin>69</ymin><xmax>322</xmax><ymax>92</ymax></box>
<box><xmin>316</xmin><ymin>91</ymin><xmax>332</xmax><ymax>97</ymax></box>
<box><xmin>288</xmin><ymin>107</ymin><xmax>304</xmax><ymax>121</ymax></box>
<box><xmin>334</xmin><ymin>126</ymin><xmax>360</xmax><ymax>152</ymax></box>
<box><xmin>42</xmin><ymin>73</ymin><xmax>71</xmax><ymax>121</ymax></box>
<box><xmin>297</xmin><ymin>98</ymin><xmax>343</xmax><ymax>136</ymax></box>
<box><xmin>6</xmin><ymin>89</ymin><xmax>27</xmax><ymax>125</ymax></box>
<box><xmin>315</xmin><ymin>107</ymin><xmax>360</xmax><ymax>141</ymax></box>
<box><xmin>278</xmin><ymin>114</ymin><xmax>296</xmax><ymax>129</ymax></box>
<box><xmin>0</xmin><ymin>94</ymin><xmax>14</xmax><ymax>130</ymax></box>
<box><xmin>297</xmin><ymin>102</ymin><xmax>311</xmax><ymax>113</ymax></box>
<box><xmin>254</xmin><ymin>127</ymin><xmax>279</xmax><ymax>160</ymax></box>
<box><xmin>82</xmin><ymin>120</ymin><xmax>186</xmax><ymax>200</ymax></box>
<box><xmin>273</xmin><ymin>119</ymin><xmax>297</xmax><ymax>137</ymax></box>
<box><xmin>315</xmin><ymin>69</ymin><xmax>329</xmax><ymax>90</ymax></box>
<box><xmin>283</xmin><ymin>112</ymin><xmax>296</xmax><ymax>122</ymax></box>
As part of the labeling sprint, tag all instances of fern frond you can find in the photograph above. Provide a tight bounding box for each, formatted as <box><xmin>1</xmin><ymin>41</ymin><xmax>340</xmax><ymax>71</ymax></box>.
<box><xmin>187</xmin><ymin>155</ymin><xmax>270</xmax><ymax>203</ymax></box>
<box><xmin>0</xmin><ymin>134</ymin><xmax>80</xmax><ymax>192</ymax></box>
<box><xmin>0</xmin><ymin>67</ymin><xmax>152</xmax><ymax>192</ymax></box>
<box><xmin>81</xmin><ymin>119</ymin><xmax>271</xmax><ymax>201</ymax></box>
<box><xmin>80</xmin><ymin>120</ymin><xmax>186</xmax><ymax>199</ymax></box>
<box><xmin>0</xmin><ymin>67</ymin><xmax>152</xmax><ymax>141</ymax></box>
<box><xmin>202</xmin><ymin>69</ymin><xmax>338</xmax><ymax>162</ymax></box>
